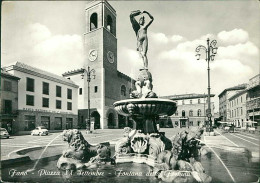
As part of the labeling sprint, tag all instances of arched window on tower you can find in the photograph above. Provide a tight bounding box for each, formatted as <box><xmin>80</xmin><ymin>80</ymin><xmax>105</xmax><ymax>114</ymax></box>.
<box><xmin>121</xmin><ymin>85</ymin><xmax>126</xmax><ymax>96</ymax></box>
<box><xmin>107</xmin><ymin>15</ymin><xmax>113</xmax><ymax>34</ymax></box>
<box><xmin>90</xmin><ymin>13</ymin><xmax>98</xmax><ymax>31</ymax></box>
<box><xmin>197</xmin><ymin>109</ymin><xmax>201</xmax><ymax>116</ymax></box>
<box><xmin>189</xmin><ymin>110</ymin><xmax>193</xmax><ymax>117</ymax></box>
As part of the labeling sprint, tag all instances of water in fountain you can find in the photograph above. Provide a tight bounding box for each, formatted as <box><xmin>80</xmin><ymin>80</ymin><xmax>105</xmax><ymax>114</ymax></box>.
<box><xmin>27</xmin><ymin>133</ymin><xmax>63</xmax><ymax>172</ymax></box>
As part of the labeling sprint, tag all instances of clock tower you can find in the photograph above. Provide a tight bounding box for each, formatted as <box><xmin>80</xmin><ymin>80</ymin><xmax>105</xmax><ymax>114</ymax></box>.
<box><xmin>64</xmin><ymin>0</ymin><xmax>133</xmax><ymax>130</ymax></box>
<box><xmin>84</xmin><ymin>0</ymin><xmax>118</xmax><ymax>129</ymax></box>
<box><xmin>85</xmin><ymin>0</ymin><xmax>117</xmax><ymax>71</ymax></box>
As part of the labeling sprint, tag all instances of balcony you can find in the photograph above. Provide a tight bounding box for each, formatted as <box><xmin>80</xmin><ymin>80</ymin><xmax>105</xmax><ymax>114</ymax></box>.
<box><xmin>246</xmin><ymin>97</ymin><xmax>260</xmax><ymax>110</ymax></box>
<box><xmin>248</xmin><ymin>111</ymin><xmax>260</xmax><ymax>117</ymax></box>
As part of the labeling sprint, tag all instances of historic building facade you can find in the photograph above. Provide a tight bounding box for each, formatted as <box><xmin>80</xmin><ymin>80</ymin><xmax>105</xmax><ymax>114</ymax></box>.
<box><xmin>228</xmin><ymin>90</ymin><xmax>247</xmax><ymax>127</ymax></box>
<box><xmin>3</xmin><ymin>62</ymin><xmax>78</xmax><ymax>133</ymax></box>
<box><xmin>218</xmin><ymin>84</ymin><xmax>247</xmax><ymax>122</ymax></box>
<box><xmin>162</xmin><ymin>94</ymin><xmax>215</xmax><ymax>128</ymax></box>
<box><xmin>0</xmin><ymin>69</ymin><xmax>20</xmax><ymax>134</ymax></box>
<box><xmin>63</xmin><ymin>0</ymin><xmax>134</xmax><ymax>129</ymax></box>
<box><xmin>246</xmin><ymin>74</ymin><xmax>260</xmax><ymax>127</ymax></box>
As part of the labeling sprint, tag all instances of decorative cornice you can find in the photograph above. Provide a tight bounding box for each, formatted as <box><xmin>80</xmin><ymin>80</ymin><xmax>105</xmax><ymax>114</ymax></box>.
<box><xmin>7</xmin><ymin>64</ymin><xmax>78</xmax><ymax>88</ymax></box>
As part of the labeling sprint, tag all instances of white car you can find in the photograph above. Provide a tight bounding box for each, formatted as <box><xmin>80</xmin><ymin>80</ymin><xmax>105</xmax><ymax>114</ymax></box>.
<box><xmin>0</xmin><ymin>128</ymin><xmax>10</xmax><ymax>138</ymax></box>
<box><xmin>31</xmin><ymin>126</ymin><xmax>49</xmax><ymax>136</ymax></box>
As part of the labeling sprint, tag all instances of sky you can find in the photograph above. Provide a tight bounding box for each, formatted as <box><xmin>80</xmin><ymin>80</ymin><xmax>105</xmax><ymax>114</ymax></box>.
<box><xmin>2</xmin><ymin>0</ymin><xmax>260</xmax><ymax>112</ymax></box>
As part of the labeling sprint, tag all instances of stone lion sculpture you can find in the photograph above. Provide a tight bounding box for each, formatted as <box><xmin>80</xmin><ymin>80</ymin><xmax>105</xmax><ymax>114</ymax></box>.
<box><xmin>57</xmin><ymin>129</ymin><xmax>111</xmax><ymax>171</ymax></box>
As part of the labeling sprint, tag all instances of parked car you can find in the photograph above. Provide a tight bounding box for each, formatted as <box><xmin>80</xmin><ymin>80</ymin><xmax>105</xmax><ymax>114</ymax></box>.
<box><xmin>0</xmin><ymin>128</ymin><xmax>10</xmax><ymax>138</ymax></box>
<box><xmin>31</xmin><ymin>126</ymin><xmax>49</xmax><ymax>136</ymax></box>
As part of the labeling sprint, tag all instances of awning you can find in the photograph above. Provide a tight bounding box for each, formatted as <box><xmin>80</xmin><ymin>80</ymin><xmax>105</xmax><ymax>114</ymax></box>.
<box><xmin>243</xmin><ymin>121</ymin><xmax>258</xmax><ymax>124</ymax></box>
<box><xmin>219</xmin><ymin>121</ymin><xmax>232</xmax><ymax>124</ymax></box>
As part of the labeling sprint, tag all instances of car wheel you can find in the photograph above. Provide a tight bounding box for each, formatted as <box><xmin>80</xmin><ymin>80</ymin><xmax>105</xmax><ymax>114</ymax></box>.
<box><xmin>6</xmin><ymin>136</ymin><xmax>9</xmax><ymax>139</ymax></box>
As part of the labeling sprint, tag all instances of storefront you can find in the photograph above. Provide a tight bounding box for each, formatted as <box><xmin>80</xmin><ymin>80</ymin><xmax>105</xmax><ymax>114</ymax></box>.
<box><xmin>15</xmin><ymin>108</ymin><xmax>78</xmax><ymax>133</ymax></box>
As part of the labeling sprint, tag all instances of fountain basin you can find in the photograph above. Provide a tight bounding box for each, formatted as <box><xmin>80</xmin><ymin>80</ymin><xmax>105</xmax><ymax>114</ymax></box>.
<box><xmin>114</xmin><ymin>98</ymin><xmax>177</xmax><ymax>116</ymax></box>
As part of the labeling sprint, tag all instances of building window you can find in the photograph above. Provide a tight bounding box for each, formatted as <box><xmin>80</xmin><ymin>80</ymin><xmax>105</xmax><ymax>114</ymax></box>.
<box><xmin>241</xmin><ymin>96</ymin><xmax>242</xmax><ymax>103</ymax></box>
<box><xmin>67</xmin><ymin>88</ymin><xmax>72</xmax><ymax>99</ymax></box>
<box><xmin>79</xmin><ymin>88</ymin><xmax>82</xmax><ymax>95</ymax></box>
<box><xmin>121</xmin><ymin>85</ymin><xmax>126</xmax><ymax>96</ymax></box>
<box><xmin>241</xmin><ymin>108</ymin><xmax>243</xmax><ymax>115</ymax></box>
<box><xmin>4</xmin><ymin>100</ymin><xmax>12</xmax><ymax>114</ymax></box>
<box><xmin>25</xmin><ymin>115</ymin><xmax>35</xmax><ymax>131</ymax></box>
<box><xmin>182</xmin><ymin>100</ymin><xmax>185</xmax><ymax>105</ymax></box>
<box><xmin>94</xmin><ymin>86</ymin><xmax>98</xmax><ymax>93</ymax></box>
<box><xmin>42</xmin><ymin>97</ymin><xmax>49</xmax><ymax>108</ymax></box>
<box><xmin>42</xmin><ymin>82</ymin><xmax>49</xmax><ymax>95</ymax></box>
<box><xmin>107</xmin><ymin>15</ymin><xmax>113</xmax><ymax>33</ymax></box>
<box><xmin>56</xmin><ymin>86</ymin><xmax>61</xmax><ymax>97</ymax></box>
<box><xmin>54</xmin><ymin>117</ymin><xmax>62</xmax><ymax>130</ymax></box>
<box><xmin>26</xmin><ymin>77</ymin><xmax>34</xmax><ymax>92</ymax></box>
<box><xmin>66</xmin><ymin>118</ymin><xmax>73</xmax><ymax>129</ymax></box>
<box><xmin>197</xmin><ymin>109</ymin><xmax>201</xmax><ymax>116</ymax></box>
<box><xmin>41</xmin><ymin>116</ymin><xmax>50</xmax><ymax>130</ymax></box>
<box><xmin>56</xmin><ymin>100</ymin><xmax>62</xmax><ymax>109</ymax></box>
<box><xmin>4</xmin><ymin>80</ymin><xmax>12</xmax><ymax>91</ymax></box>
<box><xmin>190</xmin><ymin>121</ymin><xmax>193</xmax><ymax>126</ymax></box>
<box><xmin>182</xmin><ymin>110</ymin><xmax>185</xmax><ymax>117</ymax></box>
<box><xmin>175</xmin><ymin>111</ymin><xmax>178</xmax><ymax>116</ymax></box>
<box><xmin>67</xmin><ymin>102</ymin><xmax>72</xmax><ymax>110</ymax></box>
<box><xmin>190</xmin><ymin>100</ymin><xmax>192</xmax><ymax>104</ymax></box>
<box><xmin>26</xmin><ymin>95</ymin><xmax>34</xmax><ymax>106</ymax></box>
<box><xmin>198</xmin><ymin>99</ymin><xmax>200</xmax><ymax>104</ymax></box>
<box><xmin>189</xmin><ymin>110</ymin><xmax>193</xmax><ymax>117</ymax></box>
<box><xmin>90</xmin><ymin>13</ymin><xmax>98</xmax><ymax>31</ymax></box>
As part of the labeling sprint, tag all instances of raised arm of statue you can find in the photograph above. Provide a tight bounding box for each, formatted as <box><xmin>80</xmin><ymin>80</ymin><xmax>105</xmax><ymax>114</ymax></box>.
<box><xmin>130</xmin><ymin>10</ymin><xmax>142</xmax><ymax>36</ymax></box>
<box><xmin>143</xmin><ymin>11</ymin><xmax>154</xmax><ymax>30</ymax></box>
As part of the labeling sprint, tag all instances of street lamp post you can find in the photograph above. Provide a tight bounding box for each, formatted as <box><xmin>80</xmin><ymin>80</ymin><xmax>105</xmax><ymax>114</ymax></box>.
<box><xmin>195</xmin><ymin>38</ymin><xmax>218</xmax><ymax>131</ymax></box>
<box><xmin>81</xmin><ymin>66</ymin><xmax>95</xmax><ymax>131</ymax></box>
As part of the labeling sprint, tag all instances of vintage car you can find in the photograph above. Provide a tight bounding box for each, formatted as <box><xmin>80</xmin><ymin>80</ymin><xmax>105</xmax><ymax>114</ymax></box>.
<box><xmin>0</xmin><ymin>128</ymin><xmax>10</xmax><ymax>139</ymax></box>
<box><xmin>31</xmin><ymin>126</ymin><xmax>49</xmax><ymax>136</ymax></box>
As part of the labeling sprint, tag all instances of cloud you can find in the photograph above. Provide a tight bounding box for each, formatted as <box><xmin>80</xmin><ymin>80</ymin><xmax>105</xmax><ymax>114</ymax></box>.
<box><xmin>218</xmin><ymin>29</ymin><xmax>249</xmax><ymax>45</ymax></box>
<box><xmin>150</xmin><ymin>32</ymin><xmax>185</xmax><ymax>45</ymax></box>
<box><xmin>29</xmin><ymin>23</ymin><xmax>51</xmax><ymax>43</ymax></box>
<box><xmin>171</xmin><ymin>35</ymin><xmax>184</xmax><ymax>42</ymax></box>
<box><xmin>150</xmin><ymin>32</ymin><xmax>169</xmax><ymax>44</ymax></box>
<box><xmin>118</xmin><ymin>47</ymin><xmax>142</xmax><ymax>78</ymax></box>
<box><xmin>2</xmin><ymin>23</ymin><xmax>84</xmax><ymax>75</ymax></box>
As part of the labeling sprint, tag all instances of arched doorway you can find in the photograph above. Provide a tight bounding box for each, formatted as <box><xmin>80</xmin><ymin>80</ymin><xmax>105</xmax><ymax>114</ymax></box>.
<box><xmin>91</xmin><ymin>111</ymin><xmax>100</xmax><ymax>129</ymax></box>
<box><xmin>107</xmin><ymin>113</ymin><xmax>115</xmax><ymax>129</ymax></box>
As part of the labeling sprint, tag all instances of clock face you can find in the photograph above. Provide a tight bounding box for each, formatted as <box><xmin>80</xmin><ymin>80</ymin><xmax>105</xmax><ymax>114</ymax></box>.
<box><xmin>89</xmin><ymin>50</ymin><xmax>98</xmax><ymax>62</ymax></box>
<box><xmin>107</xmin><ymin>51</ymin><xmax>114</xmax><ymax>63</ymax></box>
